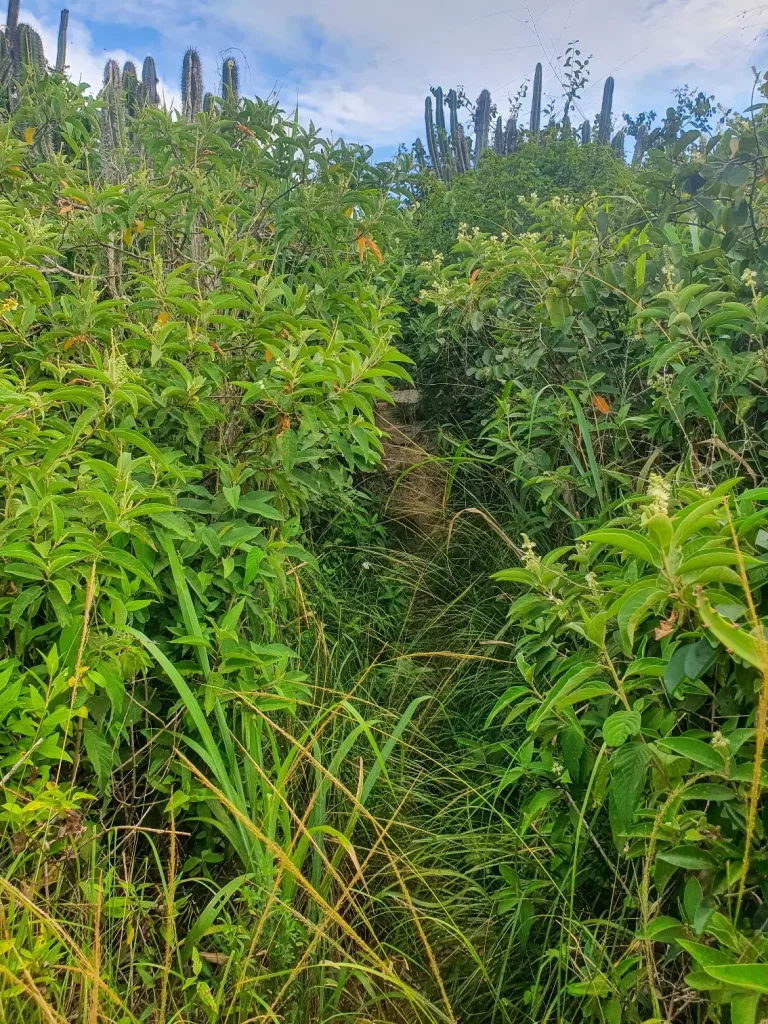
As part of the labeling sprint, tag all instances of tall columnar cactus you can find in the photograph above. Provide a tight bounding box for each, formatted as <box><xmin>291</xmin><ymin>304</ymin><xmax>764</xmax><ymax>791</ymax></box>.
<box><xmin>122</xmin><ymin>60</ymin><xmax>143</xmax><ymax>117</ymax></box>
<box><xmin>505</xmin><ymin>116</ymin><xmax>517</xmax><ymax>155</ymax></box>
<box><xmin>561</xmin><ymin>112</ymin><xmax>571</xmax><ymax>136</ymax></box>
<box><xmin>221</xmin><ymin>56</ymin><xmax>239</xmax><ymax>101</ymax></box>
<box><xmin>632</xmin><ymin>123</ymin><xmax>647</xmax><ymax>166</ymax></box>
<box><xmin>611</xmin><ymin>129</ymin><xmax>625</xmax><ymax>160</ymax></box>
<box><xmin>203</xmin><ymin>91</ymin><xmax>215</xmax><ymax>113</ymax></box>
<box><xmin>424</xmin><ymin>95</ymin><xmax>442</xmax><ymax>179</ymax></box>
<box><xmin>413</xmin><ymin>137</ymin><xmax>426</xmax><ymax>171</ymax></box>
<box><xmin>5</xmin><ymin>0</ymin><xmax>19</xmax><ymax>42</ymax></box>
<box><xmin>494</xmin><ymin>115</ymin><xmax>504</xmax><ymax>155</ymax></box>
<box><xmin>474</xmin><ymin>88</ymin><xmax>491</xmax><ymax>159</ymax></box>
<box><xmin>530</xmin><ymin>62</ymin><xmax>542</xmax><ymax>136</ymax></box>
<box><xmin>597</xmin><ymin>76</ymin><xmax>614</xmax><ymax>144</ymax></box>
<box><xmin>432</xmin><ymin>85</ymin><xmax>451</xmax><ymax>167</ymax></box>
<box><xmin>55</xmin><ymin>8</ymin><xmax>68</xmax><ymax>71</ymax></box>
<box><xmin>0</xmin><ymin>30</ymin><xmax>10</xmax><ymax>87</ymax></box>
<box><xmin>142</xmin><ymin>56</ymin><xmax>159</xmax><ymax>106</ymax></box>
<box><xmin>181</xmin><ymin>47</ymin><xmax>203</xmax><ymax>120</ymax></box>
<box><xmin>15</xmin><ymin>23</ymin><xmax>45</xmax><ymax>79</ymax></box>
<box><xmin>447</xmin><ymin>88</ymin><xmax>468</xmax><ymax>173</ymax></box>
<box><xmin>580</xmin><ymin>119</ymin><xmax>591</xmax><ymax>145</ymax></box>
<box><xmin>99</xmin><ymin>65</ymin><xmax>127</xmax><ymax>181</ymax></box>
<box><xmin>103</xmin><ymin>58</ymin><xmax>121</xmax><ymax>88</ymax></box>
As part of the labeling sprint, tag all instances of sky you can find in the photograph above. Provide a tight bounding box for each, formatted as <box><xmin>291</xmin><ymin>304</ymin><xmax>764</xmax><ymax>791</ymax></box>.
<box><xmin>14</xmin><ymin>0</ymin><xmax>768</xmax><ymax>160</ymax></box>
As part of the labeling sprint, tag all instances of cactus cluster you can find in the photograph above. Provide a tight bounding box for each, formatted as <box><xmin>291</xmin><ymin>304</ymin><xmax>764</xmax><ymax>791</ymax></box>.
<box><xmin>418</xmin><ymin>62</ymin><xmax>632</xmax><ymax>178</ymax></box>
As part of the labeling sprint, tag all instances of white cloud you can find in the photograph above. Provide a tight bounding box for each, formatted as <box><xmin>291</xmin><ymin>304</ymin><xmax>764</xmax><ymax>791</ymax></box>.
<box><xmin>18</xmin><ymin>0</ymin><xmax>768</xmax><ymax>147</ymax></box>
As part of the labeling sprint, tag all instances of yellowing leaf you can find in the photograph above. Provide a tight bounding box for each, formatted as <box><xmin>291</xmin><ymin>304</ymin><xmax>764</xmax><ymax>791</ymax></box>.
<box><xmin>122</xmin><ymin>227</ymin><xmax>133</xmax><ymax>246</ymax></box>
<box><xmin>24</xmin><ymin>127</ymin><xmax>35</xmax><ymax>144</ymax></box>
<box><xmin>592</xmin><ymin>395</ymin><xmax>611</xmax><ymax>415</ymax></box>
<box><xmin>365</xmin><ymin>237</ymin><xmax>383</xmax><ymax>263</ymax></box>
<box><xmin>134</xmin><ymin>220</ymin><xmax>145</xmax><ymax>233</ymax></box>
<box><xmin>155</xmin><ymin>312</ymin><xmax>170</xmax><ymax>327</ymax></box>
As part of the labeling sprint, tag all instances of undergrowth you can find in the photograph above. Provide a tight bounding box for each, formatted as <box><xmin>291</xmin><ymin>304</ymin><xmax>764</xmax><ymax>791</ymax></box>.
<box><xmin>3</xmin><ymin>44</ymin><xmax>768</xmax><ymax>1024</ymax></box>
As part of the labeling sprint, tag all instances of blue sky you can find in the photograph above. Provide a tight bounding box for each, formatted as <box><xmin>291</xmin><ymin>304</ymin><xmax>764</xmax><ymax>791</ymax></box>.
<box><xmin>14</xmin><ymin>0</ymin><xmax>768</xmax><ymax>158</ymax></box>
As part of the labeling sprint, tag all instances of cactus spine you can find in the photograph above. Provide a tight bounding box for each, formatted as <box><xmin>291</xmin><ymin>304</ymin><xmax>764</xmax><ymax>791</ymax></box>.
<box><xmin>54</xmin><ymin>8</ymin><xmax>67</xmax><ymax>71</ymax></box>
<box><xmin>474</xmin><ymin>88</ymin><xmax>491</xmax><ymax>158</ymax></box>
<box><xmin>5</xmin><ymin>0</ymin><xmax>18</xmax><ymax>48</ymax></box>
<box><xmin>424</xmin><ymin>95</ymin><xmax>443</xmax><ymax>179</ymax></box>
<box><xmin>597</xmin><ymin>76</ymin><xmax>614</xmax><ymax>144</ymax></box>
<box><xmin>142</xmin><ymin>55</ymin><xmax>159</xmax><ymax>106</ymax></box>
<box><xmin>580</xmin><ymin>119</ymin><xmax>591</xmax><ymax>145</ymax></box>
<box><xmin>181</xmin><ymin>47</ymin><xmax>203</xmax><ymax>120</ymax></box>
<box><xmin>530</xmin><ymin>62</ymin><xmax>542</xmax><ymax>135</ymax></box>
<box><xmin>221</xmin><ymin>56</ymin><xmax>239</xmax><ymax>101</ymax></box>
<box><xmin>632</xmin><ymin>123</ymin><xmax>647</xmax><ymax>166</ymax></box>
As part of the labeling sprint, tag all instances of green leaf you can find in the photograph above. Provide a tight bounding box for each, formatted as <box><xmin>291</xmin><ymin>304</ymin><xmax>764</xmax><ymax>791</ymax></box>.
<box><xmin>278</xmin><ymin>429</ymin><xmax>298</xmax><ymax>473</ymax></box>
<box><xmin>82</xmin><ymin>722</ymin><xmax>113</xmax><ymax>794</ymax></box>
<box><xmin>582</xmin><ymin>529</ymin><xmax>660</xmax><ymax>567</ymax></box>
<box><xmin>704</xmin><ymin>965</ymin><xmax>768</xmax><ymax>994</ymax></box>
<box><xmin>696</xmin><ymin>592</ymin><xmax>765</xmax><ymax>670</ymax></box>
<box><xmin>657</xmin><ymin>846</ymin><xmax>717</xmax><ymax>870</ymax></box>
<box><xmin>602</xmin><ymin>710</ymin><xmax>642</xmax><ymax>746</ymax></box>
<box><xmin>609</xmin><ymin>742</ymin><xmax>650</xmax><ymax>838</ymax></box>
<box><xmin>656</xmin><ymin>736</ymin><xmax>726</xmax><ymax>771</ymax></box>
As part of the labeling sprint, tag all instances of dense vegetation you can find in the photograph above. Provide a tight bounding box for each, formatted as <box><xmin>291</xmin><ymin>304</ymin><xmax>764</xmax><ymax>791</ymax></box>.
<box><xmin>3</xmin><ymin>8</ymin><xmax>768</xmax><ymax>1024</ymax></box>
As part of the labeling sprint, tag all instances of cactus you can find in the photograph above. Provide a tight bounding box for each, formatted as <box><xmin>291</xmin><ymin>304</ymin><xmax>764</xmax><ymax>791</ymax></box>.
<box><xmin>474</xmin><ymin>88</ymin><xmax>491</xmax><ymax>158</ymax></box>
<box><xmin>424</xmin><ymin>95</ymin><xmax>442</xmax><ymax>179</ymax></box>
<box><xmin>505</xmin><ymin>116</ymin><xmax>517</xmax><ymax>155</ymax></box>
<box><xmin>414</xmin><ymin>137</ymin><xmax>426</xmax><ymax>171</ymax></box>
<box><xmin>530</xmin><ymin>62</ymin><xmax>542</xmax><ymax>136</ymax></box>
<box><xmin>611</xmin><ymin>129</ymin><xmax>625</xmax><ymax>160</ymax></box>
<box><xmin>99</xmin><ymin>67</ymin><xmax>127</xmax><ymax>181</ymax></box>
<box><xmin>494</xmin><ymin>115</ymin><xmax>504</xmax><ymax>155</ymax></box>
<box><xmin>203</xmin><ymin>91</ymin><xmax>216</xmax><ymax>113</ymax></box>
<box><xmin>122</xmin><ymin>61</ymin><xmax>144</xmax><ymax>117</ymax></box>
<box><xmin>5</xmin><ymin>0</ymin><xmax>18</xmax><ymax>42</ymax></box>
<box><xmin>632</xmin><ymin>123</ymin><xmax>647</xmax><ymax>166</ymax></box>
<box><xmin>15</xmin><ymin>23</ymin><xmax>45</xmax><ymax>79</ymax></box>
<box><xmin>181</xmin><ymin>47</ymin><xmax>203</xmax><ymax>120</ymax></box>
<box><xmin>597</xmin><ymin>76</ymin><xmax>614</xmax><ymax>144</ymax></box>
<box><xmin>142</xmin><ymin>56</ymin><xmax>159</xmax><ymax>106</ymax></box>
<box><xmin>580</xmin><ymin>119</ymin><xmax>591</xmax><ymax>145</ymax></box>
<box><xmin>561</xmin><ymin>112</ymin><xmax>570</xmax><ymax>137</ymax></box>
<box><xmin>432</xmin><ymin>85</ymin><xmax>451</xmax><ymax>168</ymax></box>
<box><xmin>221</xmin><ymin>56</ymin><xmax>239</xmax><ymax>101</ymax></box>
<box><xmin>447</xmin><ymin>88</ymin><xmax>468</xmax><ymax>173</ymax></box>
<box><xmin>103</xmin><ymin>58</ymin><xmax>121</xmax><ymax>88</ymax></box>
<box><xmin>55</xmin><ymin>8</ymin><xmax>68</xmax><ymax>72</ymax></box>
<box><xmin>0</xmin><ymin>30</ymin><xmax>9</xmax><ymax>87</ymax></box>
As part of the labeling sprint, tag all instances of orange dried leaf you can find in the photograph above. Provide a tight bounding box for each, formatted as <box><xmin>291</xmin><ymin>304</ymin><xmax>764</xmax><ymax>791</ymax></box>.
<box><xmin>470</xmin><ymin>268</ymin><xmax>480</xmax><ymax>283</ymax></box>
<box><xmin>654</xmin><ymin>611</ymin><xmax>678</xmax><ymax>641</ymax></box>
<box><xmin>63</xmin><ymin>334</ymin><xmax>88</xmax><ymax>351</ymax></box>
<box><xmin>365</xmin><ymin>236</ymin><xmax>383</xmax><ymax>263</ymax></box>
<box><xmin>57</xmin><ymin>203</ymin><xmax>74</xmax><ymax>216</ymax></box>
<box><xmin>264</xmin><ymin>349</ymin><xmax>273</xmax><ymax>363</ymax></box>
<box><xmin>356</xmin><ymin>234</ymin><xmax>366</xmax><ymax>262</ymax></box>
<box><xmin>155</xmin><ymin>312</ymin><xmax>170</xmax><ymax>327</ymax></box>
<box><xmin>591</xmin><ymin>395</ymin><xmax>611</xmax><ymax>415</ymax></box>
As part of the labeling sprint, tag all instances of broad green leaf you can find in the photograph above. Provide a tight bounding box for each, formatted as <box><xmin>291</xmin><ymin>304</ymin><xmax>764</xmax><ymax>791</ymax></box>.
<box><xmin>602</xmin><ymin>710</ymin><xmax>642</xmax><ymax>746</ymax></box>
